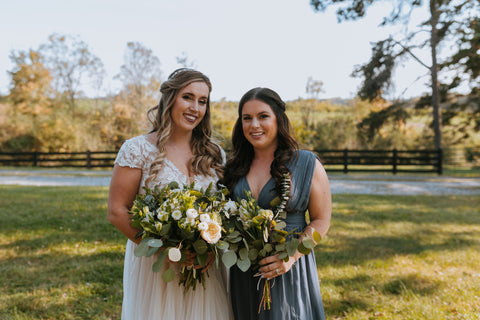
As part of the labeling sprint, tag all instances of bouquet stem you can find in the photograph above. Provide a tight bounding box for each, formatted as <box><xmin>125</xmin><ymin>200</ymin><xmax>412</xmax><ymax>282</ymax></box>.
<box><xmin>258</xmin><ymin>279</ymin><xmax>272</xmax><ymax>314</ymax></box>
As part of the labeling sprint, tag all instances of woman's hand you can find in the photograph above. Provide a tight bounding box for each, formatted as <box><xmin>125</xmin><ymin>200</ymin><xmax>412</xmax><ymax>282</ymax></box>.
<box><xmin>258</xmin><ymin>253</ymin><xmax>298</xmax><ymax>280</ymax></box>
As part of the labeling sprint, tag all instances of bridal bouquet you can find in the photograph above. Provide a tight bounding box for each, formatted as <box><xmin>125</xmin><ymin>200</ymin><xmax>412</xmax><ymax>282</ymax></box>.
<box><xmin>220</xmin><ymin>174</ymin><xmax>321</xmax><ymax>312</ymax></box>
<box><xmin>129</xmin><ymin>181</ymin><xmax>229</xmax><ymax>291</ymax></box>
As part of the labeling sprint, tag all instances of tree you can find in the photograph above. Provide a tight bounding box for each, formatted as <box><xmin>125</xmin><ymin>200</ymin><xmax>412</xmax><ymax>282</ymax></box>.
<box><xmin>303</xmin><ymin>77</ymin><xmax>324</xmax><ymax>129</ymax></box>
<box><xmin>310</xmin><ymin>0</ymin><xmax>480</xmax><ymax>150</ymax></box>
<box><xmin>39</xmin><ymin>33</ymin><xmax>105</xmax><ymax>117</ymax></box>
<box><xmin>8</xmin><ymin>49</ymin><xmax>54</xmax><ymax>134</ymax></box>
<box><xmin>115</xmin><ymin>41</ymin><xmax>162</xmax><ymax>112</ymax></box>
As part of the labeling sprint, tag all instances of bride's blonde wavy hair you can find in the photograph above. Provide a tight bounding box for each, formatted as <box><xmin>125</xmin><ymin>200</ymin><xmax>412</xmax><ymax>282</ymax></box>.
<box><xmin>145</xmin><ymin>68</ymin><xmax>224</xmax><ymax>186</ymax></box>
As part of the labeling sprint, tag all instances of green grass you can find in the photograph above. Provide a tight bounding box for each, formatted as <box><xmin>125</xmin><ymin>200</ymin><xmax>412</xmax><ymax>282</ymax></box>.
<box><xmin>1</xmin><ymin>186</ymin><xmax>479</xmax><ymax>319</ymax></box>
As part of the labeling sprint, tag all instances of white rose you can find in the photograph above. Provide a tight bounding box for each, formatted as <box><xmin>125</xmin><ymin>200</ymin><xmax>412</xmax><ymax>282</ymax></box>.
<box><xmin>186</xmin><ymin>208</ymin><xmax>198</xmax><ymax>219</ymax></box>
<box><xmin>168</xmin><ymin>247</ymin><xmax>182</xmax><ymax>262</ymax></box>
<box><xmin>200</xmin><ymin>213</ymin><xmax>211</xmax><ymax>223</ymax></box>
<box><xmin>172</xmin><ymin>210</ymin><xmax>183</xmax><ymax>220</ymax></box>
<box><xmin>201</xmin><ymin>221</ymin><xmax>222</xmax><ymax>244</ymax></box>
<box><xmin>259</xmin><ymin>209</ymin><xmax>274</xmax><ymax>220</ymax></box>
<box><xmin>197</xmin><ymin>222</ymin><xmax>208</xmax><ymax>231</ymax></box>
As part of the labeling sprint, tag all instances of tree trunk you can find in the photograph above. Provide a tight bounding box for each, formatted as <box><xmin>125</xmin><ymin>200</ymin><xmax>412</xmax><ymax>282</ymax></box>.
<box><xmin>429</xmin><ymin>0</ymin><xmax>442</xmax><ymax>150</ymax></box>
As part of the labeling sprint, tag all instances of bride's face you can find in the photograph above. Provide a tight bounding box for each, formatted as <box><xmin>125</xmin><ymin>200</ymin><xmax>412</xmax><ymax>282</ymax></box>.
<box><xmin>170</xmin><ymin>81</ymin><xmax>209</xmax><ymax>133</ymax></box>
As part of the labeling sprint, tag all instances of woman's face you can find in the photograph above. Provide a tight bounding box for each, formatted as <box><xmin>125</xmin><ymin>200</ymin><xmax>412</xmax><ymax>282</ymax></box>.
<box><xmin>170</xmin><ymin>81</ymin><xmax>209</xmax><ymax>134</ymax></box>
<box><xmin>241</xmin><ymin>99</ymin><xmax>278</xmax><ymax>151</ymax></box>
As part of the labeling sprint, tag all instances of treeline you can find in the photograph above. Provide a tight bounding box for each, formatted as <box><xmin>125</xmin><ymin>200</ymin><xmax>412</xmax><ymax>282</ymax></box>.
<box><xmin>0</xmin><ymin>33</ymin><xmax>479</xmax><ymax>160</ymax></box>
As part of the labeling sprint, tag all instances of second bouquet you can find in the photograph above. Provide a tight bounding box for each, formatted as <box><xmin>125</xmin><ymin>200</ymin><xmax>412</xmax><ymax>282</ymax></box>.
<box><xmin>129</xmin><ymin>181</ymin><xmax>228</xmax><ymax>292</ymax></box>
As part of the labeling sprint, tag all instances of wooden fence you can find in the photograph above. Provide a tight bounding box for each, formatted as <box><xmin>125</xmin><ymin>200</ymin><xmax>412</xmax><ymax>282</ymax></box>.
<box><xmin>0</xmin><ymin>151</ymin><xmax>117</xmax><ymax>169</ymax></box>
<box><xmin>315</xmin><ymin>149</ymin><xmax>442</xmax><ymax>174</ymax></box>
<box><xmin>0</xmin><ymin>149</ymin><xmax>443</xmax><ymax>174</ymax></box>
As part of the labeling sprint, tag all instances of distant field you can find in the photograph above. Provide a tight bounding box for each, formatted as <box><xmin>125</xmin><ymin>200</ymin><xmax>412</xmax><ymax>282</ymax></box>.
<box><xmin>0</xmin><ymin>186</ymin><xmax>479</xmax><ymax>319</ymax></box>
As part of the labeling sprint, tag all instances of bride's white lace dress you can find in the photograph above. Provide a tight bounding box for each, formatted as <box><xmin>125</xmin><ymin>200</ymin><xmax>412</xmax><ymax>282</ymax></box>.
<box><xmin>115</xmin><ymin>135</ymin><xmax>233</xmax><ymax>320</ymax></box>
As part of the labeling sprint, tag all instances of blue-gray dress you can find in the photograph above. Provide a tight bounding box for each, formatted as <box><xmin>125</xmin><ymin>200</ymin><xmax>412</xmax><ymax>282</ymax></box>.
<box><xmin>230</xmin><ymin>150</ymin><xmax>326</xmax><ymax>320</ymax></box>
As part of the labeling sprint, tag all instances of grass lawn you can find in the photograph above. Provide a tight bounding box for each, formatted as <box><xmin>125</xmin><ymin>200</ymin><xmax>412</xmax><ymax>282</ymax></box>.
<box><xmin>0</xmin><ymin>186</ymin><xmax>479</xmax><ymax>319</ymax></box>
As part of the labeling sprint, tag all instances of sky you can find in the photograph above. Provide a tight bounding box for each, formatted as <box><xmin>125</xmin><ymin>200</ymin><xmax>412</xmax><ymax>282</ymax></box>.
<box><xmin>0</xmin><ymin>0</ymin><xmax>433</xmax><ymax>102</ymax></box>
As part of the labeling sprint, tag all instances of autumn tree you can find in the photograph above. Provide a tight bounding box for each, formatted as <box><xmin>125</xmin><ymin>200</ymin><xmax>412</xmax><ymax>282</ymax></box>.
<box><xmin>39</xmin><ymin>33</ymin><xmax>105</xmax><ymax>117</ymax></box>
<box><xmin>115</xmin><ymin>41</ymin><xmax>162</xmax><ymax>111</ymax></box>
<box><xmin>310</xmin><ymin>0</ymin><xmax>480</xmax><ymax>151</ymax></box>
<box><xmin>8</xmin><ymin>49</ymin><xmax>53</xmax><ymax>121</ymax></box>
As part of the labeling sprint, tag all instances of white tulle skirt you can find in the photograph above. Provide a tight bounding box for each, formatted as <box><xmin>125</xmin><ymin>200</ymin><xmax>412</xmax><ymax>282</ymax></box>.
<box><xmin>121</xmin><ymin>240</ymin><xmax>233</xmax><ymax>320</ymax></box>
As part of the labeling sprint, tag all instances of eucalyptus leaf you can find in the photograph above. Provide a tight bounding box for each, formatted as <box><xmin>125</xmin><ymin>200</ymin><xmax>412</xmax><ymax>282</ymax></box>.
<box><xmin>222</xmin><ymin>250</ymin><xmax>237</xmax><ymax>268</ymax></box>
<box><xmin>152</xmin><ymin>251</ymin><xmax>167</xmax><ymax>272</ymax></box>
<box><xmin>237</xmin><ymin>258</ymin><xmax>251</xmax><ymax>272</ymax></box>
<box><xmin>286</xmin><ymin>238</ymin><xmax>300</xmax><ymax>257</ymax></box>
<box><xmin>146</xmin><ymin>246</ymin><xmax>159</xmax><ymax>257</ymax></box>
<box><xmin>312</xmin><ymin>230</ymin><xmax>322</xmax><ymax>244</ymax></box>
<box><xmin>162</xmin><ymin>268</ymin><xmax>175</xmax><ymax>282</ymax></box>
<box><xmin>215</xmin><ymin>240</ymin><xmax>229</xmax><ymax>250</ymax></box>
<box><xmin>297</xmin><ymin>242</ymin><xmax>312</xmax><ymax>255</ymax></box>
<box><xmin>278</xmin><ymin>252</ymin><xmax>289</xmax><ymax>260</ymax></box>
<box><xmin>239</xmin><ymin>248</ymin><xmax>248</xmax><ymax>260</ymax></box>
<box><xmin>226</xmin><ymin>231</ymin><xmax>240</xmax><ymax>239</ymax></box>
<box><xmin>275</xmin><ymin>244</ymin><xmax>286</xmax><ymax>252</ymax></box>
<box><xmin>302</xmin><ymin>238</ymin><xmax>315</xmax><ymax>250</ymax></box>
<box><xmin>160</xmin><ymin>223</ymin><xmax>171</xmax><ymax>236</ymax></box>
<box><xmin>147</xmin><ymin>238</ymin><xmax>164</xmax><ymax>248</ymax></box>
<box><xmin>193</xmin><ymin>239</ymin><xmax>208</xmax><ymax>255</ymax></box>
<box><xmin>264</xmin><ymin>243</ymin><xmax>273</xmax><ymax>253</ymax></box>
<box><xmin>248</xmin><ymin>248</ymin><xmax>258</xmax><ymax>261</ymax></box>
<box><xmin>274</xmin><ymin>221</ymin><xmax>287</xmax><ymax>230</ymax></box>
<box><xmin>134</xmin><ymin>238</ymin><xmax>152</xmax><ymax>257</ymax></box>
<box><xmin>229</xmin><ymin>236</ymin><xmax>243</xmax><ymax>243</ymax></box>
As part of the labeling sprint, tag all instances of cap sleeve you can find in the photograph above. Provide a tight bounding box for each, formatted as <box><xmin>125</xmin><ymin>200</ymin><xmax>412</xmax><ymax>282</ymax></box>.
<box><xmin>114</xmin><ymin>137</ymin><xmax>145</xmax><ymax>169</ymax></box>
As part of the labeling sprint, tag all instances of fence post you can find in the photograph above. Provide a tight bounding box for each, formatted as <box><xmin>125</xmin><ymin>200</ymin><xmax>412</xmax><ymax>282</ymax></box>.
<box><xmin>392</xmin><ymin>149</ymin><xmax>397</xmax><ymax>174</ymax></box>
<box><xmin>343</xmin><ymin>149</ymin><xmax>348</xmax><ymax>173</ymax></box>
<box><xmin>86</xmin><ymin>150</ymin><xmax>91</xmax><ymax>169</ymax></box>
<box><xmin>33</xmin><ymin>151</ymin><xmax>38</xmax><ymax>167</ymax></box>
<box><xmin>437</xmin><ymin>149</ymin><xmax>443</xmax><ymax>175</ymax></box>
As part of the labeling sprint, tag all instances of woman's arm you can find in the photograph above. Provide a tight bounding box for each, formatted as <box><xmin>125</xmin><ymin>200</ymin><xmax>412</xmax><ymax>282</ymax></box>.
<box><xmin>107</xmin><ymin>164</ymin><xmax>143</xmax><ymax>243</ymax></box>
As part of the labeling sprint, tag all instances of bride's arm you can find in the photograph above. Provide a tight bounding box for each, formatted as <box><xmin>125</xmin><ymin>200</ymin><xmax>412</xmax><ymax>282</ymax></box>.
<box><xmin>107</xmin><ymin>164</ymin><xmax>143</xmax><ymax>243</ymax></box>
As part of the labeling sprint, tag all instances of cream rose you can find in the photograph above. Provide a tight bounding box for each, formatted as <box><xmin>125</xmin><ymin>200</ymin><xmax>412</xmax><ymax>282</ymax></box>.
<box><xmin>201</xmin><ymin>221</ymin><xmax>222</xmax><ymax>244</ymax></box>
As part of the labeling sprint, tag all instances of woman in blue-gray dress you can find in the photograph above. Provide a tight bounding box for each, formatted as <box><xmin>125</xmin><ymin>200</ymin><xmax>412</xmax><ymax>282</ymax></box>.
<box><xmin>221</xmin><ymin>87</ymin><xmax>332</xmax><ymax>320</ymax></box>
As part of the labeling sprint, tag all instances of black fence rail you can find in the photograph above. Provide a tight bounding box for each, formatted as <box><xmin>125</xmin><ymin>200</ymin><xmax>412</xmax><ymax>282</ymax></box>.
<box><xmin>0</xmin><ymin>149</ymin><xmax>443</xmax><ymax>174</ymax></box>
<box><xmin>0</xmin><ymin>151</ymin><xmax>117</xmax><ymax>168</ymax></box>
<box><xmin>315</xmin><ymin>149</ymin><xmax>442</xmax><ymax>174</ymax></box>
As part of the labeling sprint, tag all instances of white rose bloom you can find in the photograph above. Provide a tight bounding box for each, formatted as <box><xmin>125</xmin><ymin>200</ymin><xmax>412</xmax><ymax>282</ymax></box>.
<box><xmin>186</xmin><ymin>217</ymin><xmax>196</xmax><ymax>226</ymax></box>
<box><xmin>168</xmin><ymin>247</ymin><xmax>182</xmax><ymax>262</ymax></box>
<box><xmin>200</xmin><ymin>213</ymin><xmax>211</xmax><ymax>223</ymax></box>
<box><xmin>172</xmin><ymin>210</ymin><xmax>183</xmax><ymax>220</ymax></box>
<box><xmin>186</xmin><ymin>208</ymin><xmax>198</xmax><ymax>219</ymax></box>
<box><xmin>259</xmin><ymin>209</ymin><xmax>274</xmax><ymax>220</ymax></box>
<box><xmin>201</xmin><ymin>221</ymin><xmax>222</xmax><ymax>244</ymax></box>
<box><xmin>225</xmin><ymin>200</ymin><xmax>238</xmax><ymax>213</ymax></box>
<box><xmin>197</xmin><ymin>222</ymin><xmax>208</xmax><ymax>231</ymax></box>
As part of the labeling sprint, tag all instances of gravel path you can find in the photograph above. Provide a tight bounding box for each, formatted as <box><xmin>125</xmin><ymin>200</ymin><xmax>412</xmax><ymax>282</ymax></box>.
<box><xmin>0</xmin><ymin>169</ymin><xmax>479</xmax><ymax>195</ymax></box>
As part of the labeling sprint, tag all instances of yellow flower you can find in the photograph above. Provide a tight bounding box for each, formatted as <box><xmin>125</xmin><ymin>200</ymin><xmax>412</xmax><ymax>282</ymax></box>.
<box><xmin>201</xmin><ymin>221</ymin><xmax>222</xmax><ymax>244</ymax></box>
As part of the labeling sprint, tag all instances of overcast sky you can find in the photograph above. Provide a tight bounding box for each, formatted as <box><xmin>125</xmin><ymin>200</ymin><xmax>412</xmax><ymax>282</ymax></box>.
<box><xmin>0</xmin><ymin>0</ymin><xmax>433</xmax><ymax>102</ymax></box>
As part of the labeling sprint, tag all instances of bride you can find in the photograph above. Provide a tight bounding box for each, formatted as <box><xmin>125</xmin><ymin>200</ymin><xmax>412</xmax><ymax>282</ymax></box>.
<box><xmin>107</xmin><ymin>68</ymin><xmax>233</xmax><ymax>319</ymax></box>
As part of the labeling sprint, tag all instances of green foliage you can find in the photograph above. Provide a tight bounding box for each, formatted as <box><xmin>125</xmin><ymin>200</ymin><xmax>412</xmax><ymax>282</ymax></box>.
<box><xmin>1</xmin><ymin>186</ymin><xmax>479</xmax><ymax>319</ymax></box>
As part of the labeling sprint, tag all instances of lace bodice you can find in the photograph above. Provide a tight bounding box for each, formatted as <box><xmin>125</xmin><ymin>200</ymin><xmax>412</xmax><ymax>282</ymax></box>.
<box><xmin>114</xmin><ymin>135</ymin><xmax>221</xmax><ymax>193</ymax></box>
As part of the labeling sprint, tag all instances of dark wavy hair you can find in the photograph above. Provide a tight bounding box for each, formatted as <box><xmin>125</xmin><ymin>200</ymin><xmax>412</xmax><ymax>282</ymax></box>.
<box><xmin>221</xmin><ymin>87</ymin><xmax>298</xmax><ymax>196</ymax></box>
